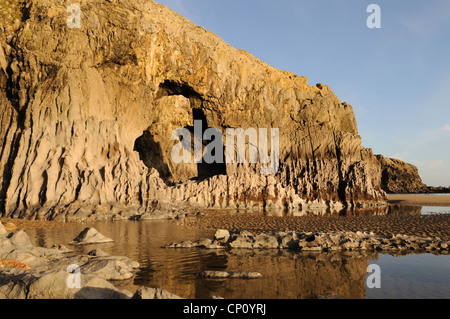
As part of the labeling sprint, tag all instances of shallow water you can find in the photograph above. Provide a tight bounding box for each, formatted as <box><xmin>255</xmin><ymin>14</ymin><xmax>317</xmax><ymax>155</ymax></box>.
<box><xmin>26</xmin><ymin>216</ymin><xmax>450</xmax><ymax>299</ymax></box>
<box><xmin>421</xmin><ymin>206</ymin><xmax>450</xmax><ymax>215</ymax></box>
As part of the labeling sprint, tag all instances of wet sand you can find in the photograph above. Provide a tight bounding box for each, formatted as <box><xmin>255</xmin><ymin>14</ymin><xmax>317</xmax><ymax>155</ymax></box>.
<box><xmin>182</xmin><ymin>212</ymin><xmax>450</xmax><ymax>240</ymax></box>
<box><xmin>387</xmin><ymin>194</ymin><xmax>450</xmax><ymax>207</ymax></box>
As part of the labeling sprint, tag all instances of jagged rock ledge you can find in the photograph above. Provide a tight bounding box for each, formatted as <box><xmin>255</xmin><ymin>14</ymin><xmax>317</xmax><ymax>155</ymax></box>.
<box><xmin>165</xmin><ymin>229</ymin><xmax>450</xmax><ymax>253</ymax></box>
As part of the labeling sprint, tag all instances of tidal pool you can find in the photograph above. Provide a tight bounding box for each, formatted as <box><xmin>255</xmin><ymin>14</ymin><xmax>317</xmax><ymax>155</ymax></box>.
<box><xmin>25</xmin><ymin>217</ymin><xmax>449</xmax><ymax>299</ymax></box>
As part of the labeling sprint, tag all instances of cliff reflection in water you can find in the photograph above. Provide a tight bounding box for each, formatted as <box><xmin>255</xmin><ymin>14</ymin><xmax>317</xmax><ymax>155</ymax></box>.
<box><xmin>270</xmin><ymin>204</ymin><xmax>423</xmax><ymax>217</ymax></box>
<box><xmin>135</xmin><ymin>250</ymin><xmax>378</xmax><ymax>299</ymax></box>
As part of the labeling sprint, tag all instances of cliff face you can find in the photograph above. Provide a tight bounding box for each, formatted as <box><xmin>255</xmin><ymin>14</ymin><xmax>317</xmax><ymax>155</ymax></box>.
<box><xmin>375</xmin><ymin>155</ymin><xmax>428</xmax><ymax>194</ymax></box>
<box><xmin>0</xmin><ymin>0</ymin><xmax>386</xmax><ymax>221</ymax></box>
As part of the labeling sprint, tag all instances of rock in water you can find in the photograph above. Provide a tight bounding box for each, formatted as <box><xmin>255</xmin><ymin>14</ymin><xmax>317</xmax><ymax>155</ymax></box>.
<box><xmin>0</xmin><ymin>0</ymin><xmax>388</xmax><ymax>221</ymax></box>
<box><xmin>70</xmin><ymin>228</ymin><xmax>114</xmax><ymax>245</ymax></box>
<box><xmin>131</xmin><ymin>287</ymin><xmax>184</xmax><ymax>300</ymax></box>
<box><xmin>214</xmin><ymin>229</ymin><xmax>230</xmax><ymax>243</ymax></box>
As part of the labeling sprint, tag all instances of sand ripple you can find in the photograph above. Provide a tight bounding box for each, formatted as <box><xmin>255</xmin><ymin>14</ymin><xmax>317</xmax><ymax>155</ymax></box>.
<box><xmin>182</xmin><ymin>212</ymin><xmax>450</xmax><ymax>240</ymax></box>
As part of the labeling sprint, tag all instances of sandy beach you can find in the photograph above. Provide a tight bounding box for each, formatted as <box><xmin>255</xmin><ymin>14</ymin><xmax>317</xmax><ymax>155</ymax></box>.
<box><xmin>181</xmin><ymin>194</ymin><xmax>450</xmax><ymax>240</ymax></box>
<box><xmin>387</xmin><ymin>194</ymin><xmax>450</xmax><ymax>207</ymax></box>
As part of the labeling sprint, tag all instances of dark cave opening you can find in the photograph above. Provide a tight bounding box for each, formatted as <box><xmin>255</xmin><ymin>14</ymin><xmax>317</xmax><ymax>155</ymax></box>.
<box><xmin>192</xmin><ymin>108</ymin><xmax>227</xmax><ymax>181</ymax></box>
<box><xmin>156</xmin><ymin>80</ymin><xmax>227</xmax><ymax>181</ymax></box>
<box><xmin>157</xmin><ymin>79</ymin><xmax>202</xmax><ymax>102</ymax></box>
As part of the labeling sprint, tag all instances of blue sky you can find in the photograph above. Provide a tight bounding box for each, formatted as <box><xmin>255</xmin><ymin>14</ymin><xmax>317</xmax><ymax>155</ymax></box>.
<box><xmin>154</xmin><ymin>0</ymin><xmax>450</xmax><ymax>186</ymax></box>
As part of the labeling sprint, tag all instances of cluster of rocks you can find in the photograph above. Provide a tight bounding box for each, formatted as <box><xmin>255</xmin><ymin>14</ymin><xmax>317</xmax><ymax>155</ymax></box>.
<box><xmin>166</xmin><ymin>229</ymin><xmax>450</xmax><ymax>253</ymax></box>
<box><xmin>0</xmin><ymin>223</ymin><xmax>181</xmax><ymax>299</ymax></box>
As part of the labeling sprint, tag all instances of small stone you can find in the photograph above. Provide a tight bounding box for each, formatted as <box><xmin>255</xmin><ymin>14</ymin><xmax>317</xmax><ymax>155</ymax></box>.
<box><xmin>229</xmin><ymin>236</ymin><xmax>254</xmax><ymax>249</ymax></box>
<box><xmin>205</xmin><ymin>242</ymin><xmax>227</xmax><ymax>249</ymax></box>
<box><xmin>180</xmin><ymin>240</ymin><xmax>194</xmax><ymax>248</ymax></box>
<box><xmin>214</xmin><ymin>229</ymin><xmax>230</xmax><ymax>243</ymax></box>
<box><xmin>229</xmin><ymin>272</ymin><xmax>263</xmax><ymax>279</ymax></box>
<box><xmin>199</xmin><ymin>271</ymin><xmax>230</xmax><ymax>279</ymax></box>
<box><xmin>197</xmin><ymin>238</ymin><xmax>213</xmax><ymax>247</ymax></box>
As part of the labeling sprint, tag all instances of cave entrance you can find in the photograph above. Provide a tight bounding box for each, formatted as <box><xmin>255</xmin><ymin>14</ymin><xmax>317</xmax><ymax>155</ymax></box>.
<box><xmin>193</xmin><ymin>108</ymin><xmax>227</xmax><ymax>181</ymax></box>
<box><xmin>155</xmin><ymin>79</ymin><xmax>227</xmax><ymax>181</ymax></box>
<box><xmin>134</xmin><ymin>131</ymin><xmax>171</xmax><ymax>182</ymax></box>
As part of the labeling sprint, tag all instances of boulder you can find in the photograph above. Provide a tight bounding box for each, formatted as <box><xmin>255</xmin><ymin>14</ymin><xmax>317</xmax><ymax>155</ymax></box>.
<box><xmin>8</xmin><ymin>230</ymin><xmax>34</xmax><ymax>248</ymax></box>
<box><xmin>70</xmin><ymin>228</ymin><xmax>114</xmax><ymax>245</ymax></box>
<box><xmin>80</xmin><ymin>259</ymin><xmax>135</xmax><ymax>281</ymax></box>
<box><xmin>253</xmin><ymin>233</ymin><xmax>279</xmax><ymax>249</ymax></box>
<box><xmin>1</xmin><ymin>270</ymin><xmax>133</xmax><ymax>299</ymax></box>
<box><xmin>214</xmin><ymin>229</ymin><xmax>230</xmax><ymax>243</ymax></box>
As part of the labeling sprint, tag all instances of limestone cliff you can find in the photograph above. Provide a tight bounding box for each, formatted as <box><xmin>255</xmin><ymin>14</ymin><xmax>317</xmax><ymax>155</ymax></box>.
<box><xmin>0</xmin><ymin>0</ymin><xmax>386</xmax><ymax>221</ymax></box>
<box><xmin>375</xmin><ymin>155</ymin><xmax>428</xmax><ymax>194</ymax></box>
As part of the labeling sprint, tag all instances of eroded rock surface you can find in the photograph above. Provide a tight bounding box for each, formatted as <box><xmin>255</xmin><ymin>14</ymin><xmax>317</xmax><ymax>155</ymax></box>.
<box><xmin>376</xmin><ymin>155</ymin><xmax>428</xmax><ymax>194</ymax></box>
<box><xmin>1</xmin><ymin>0</ymin><xmax>386</xmax><ymax>222</ymax></box>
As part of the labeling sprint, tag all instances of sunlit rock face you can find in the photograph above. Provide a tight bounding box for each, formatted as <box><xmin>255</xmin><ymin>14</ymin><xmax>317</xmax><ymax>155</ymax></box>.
<box><xmin>0</xmin><ymin>0</ymin><xmax>386</xmax><ymax>221</ymax></box>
